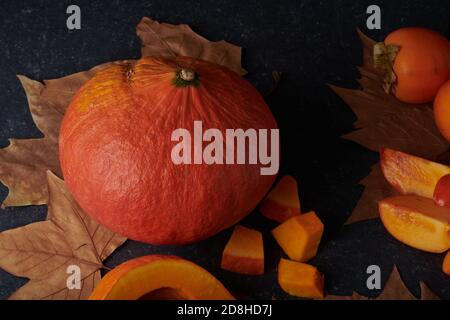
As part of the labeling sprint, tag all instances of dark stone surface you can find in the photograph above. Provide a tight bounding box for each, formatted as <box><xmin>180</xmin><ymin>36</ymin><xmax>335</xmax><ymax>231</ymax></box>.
<box><xmin>0</xmin><ymin>0</ymin><xmax>449</xmax><ymax>300</ymax></box>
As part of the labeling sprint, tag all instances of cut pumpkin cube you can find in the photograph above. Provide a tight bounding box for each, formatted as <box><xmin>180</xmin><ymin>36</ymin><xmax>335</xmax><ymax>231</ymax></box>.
<box><xmin>260</xmin><ymin>175</ymin><xmax>301</xmax><ymax>223</ymax></box>
<box><xmin>380</xmin><ymin>148</ymin><xmax>450</xmax><ymax>199</ymax></box>
<box><xmin>272</xmin><ymin>211</ymin><xmax>324</xmax><ymax>262</ymax></box>
<box><xmin>379</xmin><ymin>195</ymin><xmax>450</xmax><ymax>253</ymax></box>
<box><xmin>221</xmin><ymin>225</ymin><xmax>264</xmax><ymax>275</ymax></box>
<box><xmin>278</xmin><ymin>258</ymin><xmax>324</xmax><ymax>299</ymax></box>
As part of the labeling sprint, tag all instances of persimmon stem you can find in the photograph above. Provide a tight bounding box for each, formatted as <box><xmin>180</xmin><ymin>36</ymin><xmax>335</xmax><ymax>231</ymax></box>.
<box><xmin>374</xmin><ymin>42</ymin><xmax>400</xmax><ymax>94</ymax></box>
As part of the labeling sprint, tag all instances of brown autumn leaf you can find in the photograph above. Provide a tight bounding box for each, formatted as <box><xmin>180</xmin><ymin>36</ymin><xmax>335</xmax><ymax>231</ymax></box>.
<box><xmin>0</xmin><ymin>17</ymin><xmax>246</xmax><ymax>208</ymax></box>
<box><xmin>0</xmin><ymin>65</ymin><xmax>110</xmax><ymax>207</ymax></box>
<box><xmin>0</xmin><ymin>171</ymin><xmax>126</xmax><ymax>300</ymax></box>
<box><xmin>326</xmin><ymin>266</ymin><xmax>439</xmax><ymax>300</ymax></box>
<box><xmin>137</xmin><ymin>17</ymin><xmax>246</xmax><ymax>75</ymax></box>
<box><xmin>330</xmin><ymin>30</ymin><xmax>449</xmax><ymax>224</ymax></box>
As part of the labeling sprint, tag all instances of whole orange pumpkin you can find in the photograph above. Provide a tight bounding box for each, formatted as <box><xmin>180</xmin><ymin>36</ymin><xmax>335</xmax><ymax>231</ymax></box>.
<box><xmin>59</xmin><ymin>56</ymin><xmax>278</xmax><ymax>245</ymax></box>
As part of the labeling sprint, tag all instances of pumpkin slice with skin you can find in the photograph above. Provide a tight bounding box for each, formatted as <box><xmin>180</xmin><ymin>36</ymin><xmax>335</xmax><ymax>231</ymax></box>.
<box><xmin>89</xmin><ymin>255</ymin><xmax>234</xmax><ymax>300</ymax></box>
<box><xmin>278</xmin><ymin>258</ymin><xmax>324</xmax><ymax>299</ymax></box>
<box><xmin>379</xmin><ymin>195</ymin><xmax>450</xmax><ymax>253</ymax></box>
<box><xmin>260</xmin><ymin>175</ymin><xmax>301</xmax><ymax>223</ymax></box>
<box><xmin>221</xmin><ymin>225</ymin><xmax>264</xmax><ymax>275</ymax></box>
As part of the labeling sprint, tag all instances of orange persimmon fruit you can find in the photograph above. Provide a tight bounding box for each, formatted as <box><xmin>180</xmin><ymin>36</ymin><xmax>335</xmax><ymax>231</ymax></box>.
<box><xmin>434</xmin><ymin>80</ymin><xmax>450</xmax><ymax>142</ymax></box>
<box><xmin>89</xmin><ymin>255</ymin><xmax>234</xmax><ymax>300</ymax></box>
<box><xmin>59</xmin><ymin>56</ymin><xmax>278</xmax><ymax>245</ymax></box>
<box><xmin>277</xmin><ymin>258</ymin><xmax>324</xmax><ymax>299</ymax></box>
<box><xmin>375</xmin><ymin>27</ymin><xmax>450</xmax><ymax>104</ymax></box>
<box><xmin>434</xmin><ymin>174</ymin><xmax>450</xmax><ymax>208</ymax></box>
<box><xmin>221</xmin><ymin>225</ymin><xmax>264</xmax><ymax>275</ymax></box>
<box><xmin>380</xmin><ymin>148</ymin><xmax>450</xmax><ymax>199</ymax></box>
<box><xmin>272</xmin><ymin>211</ymin><xmax>324</xmax><ymax>262</ymax></box>
<box><xmin>379</xmin><ymin>195</ymin><xmax>450</xmax><ymax>253</ymax></box>
<box><xmin>260</xmin><ymin>175</ymin><xmax>301</xmax><ymax>223</ymax></box>
<box><xmin>444</xmin><ymin>251</ymin><xmax>450</xmax><ymax>276</ymax></box>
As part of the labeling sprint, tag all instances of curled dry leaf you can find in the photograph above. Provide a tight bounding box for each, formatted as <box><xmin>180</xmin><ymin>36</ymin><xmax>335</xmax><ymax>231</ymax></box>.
<box><xmin>0</xmin><ymin>171</ymin><xmax>126</xmax><ymax>300</ymax></box>
<box><xmin>137</xmin><ymin>17</ymin><xmax>247</xmax><ymax>75</ymax></box>
<box><xmin>325</xmin><ymin>266</ymin><xmax>439</xmax><ymax>300</ymax></box>
<box><xmin>330</xmin><ymin>30</ymin><xmax>449</xmax><ymax>224</ymax></box>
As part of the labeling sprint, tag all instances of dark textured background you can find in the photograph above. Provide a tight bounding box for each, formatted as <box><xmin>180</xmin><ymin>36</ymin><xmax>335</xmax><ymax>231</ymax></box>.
<box><xmin>0</xmin><ymin>0</ymin><xmax>449</xmax><ymax>300</ymax></box>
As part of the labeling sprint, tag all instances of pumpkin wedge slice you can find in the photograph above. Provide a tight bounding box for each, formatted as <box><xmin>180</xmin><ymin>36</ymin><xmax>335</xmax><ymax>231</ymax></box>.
<box><xmin>90</xmin><ymin>255</ymin><xmax>234</xmax><ymax>300</ymax></box>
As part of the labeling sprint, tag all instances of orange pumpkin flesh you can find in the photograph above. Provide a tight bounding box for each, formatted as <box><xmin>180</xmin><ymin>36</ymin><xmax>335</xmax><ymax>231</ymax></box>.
<box><xmin>221</xmin><ymin>225</ymin><xmax>264</xmax><ymax>275</ymax></box>
<box><xmin>381</xmin><ymin>28</ymin><xmax>450</xmax><ymax>104</ymax></box>
<box><xmin>278</xmin><ymin>258</ymin><xmax>324</xmax><ymax>299</ymax></box>
<box><xmin>272</xmin><ymin>211</ymin><xmax>324</xmax><ymax>262</ymax></box>
<box><xmin>259</xmin><ymin>175</ymin><xmax>301</xmax><ymax>223</ymax></box>
<box><xmin>59</xmin><ymin>56</ymin><xmax>277</xmax><ymax>245</ymax></box>
<box><xmin>89</xmin><ymin>255</ymin><xmax>234</xmax><ymax>300</ymax></box>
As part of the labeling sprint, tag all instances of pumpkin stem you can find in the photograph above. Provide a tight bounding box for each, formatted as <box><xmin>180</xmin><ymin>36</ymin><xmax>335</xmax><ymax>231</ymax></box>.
<box><xmin>373</xmin><ymin>42</ymin><xmax>401</xmax><ymax>94</ymax></box>
<box><xmin>180</xmin><ymin>69</ymin><xmax>196</xmax><ymax>81</ymax></box>
<box><xmin>173</xmin><ymin>69</ymin><xmax>200</xmax><ymax>87</ymax></box>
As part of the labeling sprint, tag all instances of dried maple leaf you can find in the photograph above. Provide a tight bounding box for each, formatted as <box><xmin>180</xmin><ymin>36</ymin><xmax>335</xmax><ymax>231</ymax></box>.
<box><xmin>330</xmin><ymin>30</ymin><xmax>449</xmax><ymax>223</ymax></box>
<box><xmin>137</xmin><ymin>16</ymin><xmax>246</xmax><ymax>75</ymax></box>
<box><xmin>0</xmin><ymin>171</ymin><xmax>126</xmax><ymax>300</ymax></box>
<box><xmin>346</xmin><ymin>165</ymin><xmax>392</xmax><ymax>224</ymax></box>
<box><xmin>0</xmin><ymin>65</ymin><xmax>109</xmax><ymax>207</ymax></box>
<box><xmin>326</xmin><ymin>266</ymin><xmax>439</xmax><ymax>300</ymax></box>
<box><xmin>0</xmin><ymin>17</ymin><xmax>246</xmax><ymax>208</ymax></box>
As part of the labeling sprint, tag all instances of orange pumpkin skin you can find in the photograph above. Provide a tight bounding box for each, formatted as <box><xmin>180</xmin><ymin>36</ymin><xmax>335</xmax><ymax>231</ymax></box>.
<box><xmin>434</xmin><ymin>80</ymin><xmax>450</xmax><ymax>142</ymax></box>
<box><xmin>385</xmin><ymin>28</ymin><xmax>450</xmax><ymax>104</ymax></box>
<box><xmin>59</xmin><ymin>56</ymin><xmax>278</xmax><ymax>245</ymax></box>
<box><xmin>89</xmin><ymin>255</ymin><xmax>235</xmax><ymax>300</ymax></box>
